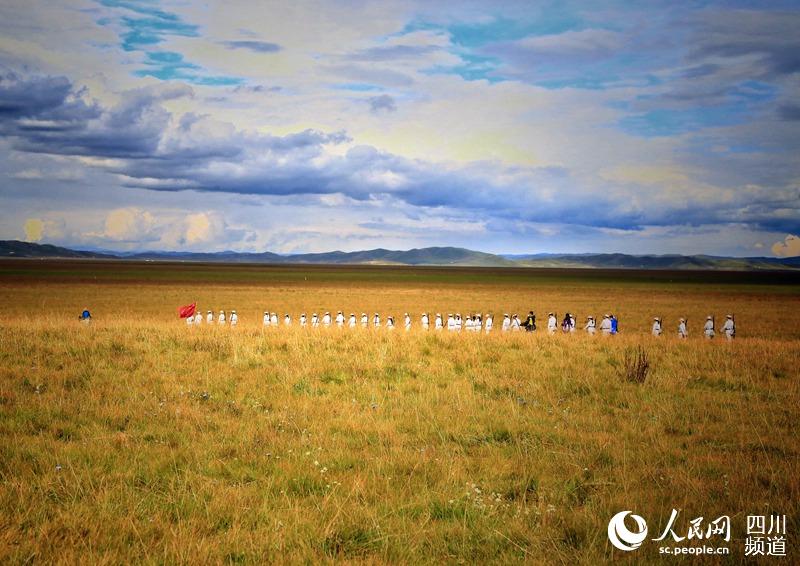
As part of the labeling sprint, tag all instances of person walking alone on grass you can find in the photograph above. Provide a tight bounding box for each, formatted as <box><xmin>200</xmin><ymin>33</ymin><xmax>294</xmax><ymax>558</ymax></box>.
<box><xmin>79</xmin><ymin>307</ymin><xmax>92</xmax><ymax>323</ymax></box>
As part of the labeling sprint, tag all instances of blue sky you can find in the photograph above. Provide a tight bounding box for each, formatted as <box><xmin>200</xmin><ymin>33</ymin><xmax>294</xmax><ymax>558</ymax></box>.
<box><xmin>0</xmin><ymin>0</ymin><xmax>799</xmax><ymax>257</ymax></box>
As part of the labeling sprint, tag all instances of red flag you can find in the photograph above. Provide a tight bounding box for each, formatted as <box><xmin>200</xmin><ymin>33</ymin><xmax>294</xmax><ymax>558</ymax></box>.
<box><xmin>178</xmin><ymin>302</ymin><xmax>196</xmax><ymax>318</ymax></box>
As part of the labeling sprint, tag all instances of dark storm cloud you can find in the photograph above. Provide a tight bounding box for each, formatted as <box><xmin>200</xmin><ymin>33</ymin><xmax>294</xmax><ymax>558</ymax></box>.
<box><xmin>778</xmin><ymin>104</ymin><xmax>800</xmax><ymax>121</ymax></box>
<box><xmin>688</xmin><ymin>10</ymin><xmax>800</xmax><ymax>78</ymax></box>
<box><xmin>0</xmin><ymin>75</ymin><xmax>192</xmax><ymax>158</ymax></box>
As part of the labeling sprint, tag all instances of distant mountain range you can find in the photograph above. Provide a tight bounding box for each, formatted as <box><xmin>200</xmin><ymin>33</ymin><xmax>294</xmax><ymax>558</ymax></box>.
<box><xmin>2</xmin><ymin>240</ymin><xmax>799</xmax><ymax>271</ymax></box>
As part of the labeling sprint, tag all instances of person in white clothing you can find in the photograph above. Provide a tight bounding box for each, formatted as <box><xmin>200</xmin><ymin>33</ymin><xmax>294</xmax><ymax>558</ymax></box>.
<box><xmin>421</xmin><ymin>313</ymin><xmax>430</xmax><ymax>330</ymax></box>
<box><xmin>206</xmin><ymin>310</ymin><xmax>213</xmax><ymax>324</ymax></box>
<box><xmin>547</xmin><ymin>312</ymin><xmax>557</xmax><ymax>334</ymax></box>
<box><xmin>447</xmin><ymin>314</ymin><xmax>455</xmax><ymax>331</ymax></box>
<box><xmin>501</xmin><ymin>314</ymin><xmax>511</xmax><ymax>332</ymax></box>
<box><xmin>373</xmin><ymin>313</ymin><xmax>381</xmax><ymax>328</ymax></box>
<box><xmin>386</xmin><ymin>316</ymin><xmax>394</xmax><ymax>330</ymax></box>
<box><xmin>511</xmin><ymin>314</ymin><xmax>521</xmax><ymax>331</ymax></box>
<box><xmin>348</xmin><ymin>313</ymin><xmax>356</xmax><ymax>328</ymax></box>
<box><xmin>270</xmin><ymin>312</ymin><xmax>278</xmax><ymax>326</ymax></box>
<box><xmin>335</xmin><ymin>311</ymin><xmax>345</xmax><ymax>327</ymax></box>
<box><xmin>311</xmin><ymin>313</ymin><xmax>319</xmax><ymax>327</ymax></box>
<box><xmin>263</xmin><ymin>311</ymin><xmax>271</xmax><ymax>326</ymax></box>
<box><xmin>230</xmin><ymin>310</ymin><xmax>238</xmax><ymax>326</ymax></box>
<box><xmin>652</xmin><ymin>317</ymin><xmax>662</xmax><ymax>336</ymax></box>
<box><xmin>434</xmin><ymin>313</ymin><xmax>443</xmax><ymax>330</ymax></box>
<box><xmin>218</xmin><ymin>310</ymin><xmax>226</xmax><ymax>325</ymax></box>
<box><xmin>585</xmin><ymin>316</ymin><xmax>596</xmax><ymax>335</ymax></box>
<box><xmin>361</xmin><ymin>313</ymin><xmax>368</xmax><ymax>328</ymax></box>
<box><xmin>600</xmin><ymin>314</ymin><xmax>612</xmax><ymax>335</ymax></box>
<box><xmin>722</xmin><ymin>314</ymin><xmax>735</xmax><ymax>340</ymax></box>
<box><xmin>464</xmin><ymin>316</ymin><xmax>474</xmax><ymax>332</ymax></box>
<box><xmin>678</xmin><ymin>318</ymin><xmax>688</xmax><ymax>338</ymax></box>
<box><xmin>404</xmin><ymin>313</ymin><xmax>411</xmax><ymax>331</ymax></box>
<box><xmin>186</xmin><ymin>315</ymin><xmax>194</xmax><ymax>326</ymax></box>
<box><xmin>300</xmin><ymin>313</ymin><xmax>307</xmax><ymax>327</ymax></box>
<box><xmin>485</xmin><ymin>314</ymin><xmax>493</xmax><ymax>333</ymax></box>
<box><xmin>704</xmin><ymin>316</ymin><xmax>715</xmax><ymax>339</ymax></box>
<box><xmin>284</xmin><ymin>313</ymin><xmax>291</xmax><ymax>326</ymax></box>
<box><xmin>194</xmin><ymin>310</ymin><xmax>203</xmax><ymax>325</ymax></box>
<box><xmin>569</xmin><ymin>313</ymin><xmax>576</xmax><ymax>333</ymax></box>
<box><xmin>322</xmin><ymin>312</ymin><xmax>332</xmax><ymax>327</ymax></box>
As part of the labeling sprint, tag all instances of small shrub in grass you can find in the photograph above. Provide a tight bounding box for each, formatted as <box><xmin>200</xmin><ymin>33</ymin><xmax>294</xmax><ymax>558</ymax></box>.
<box><xmin>622</xmin><ymin>346</ymin><xmax>650</xmax><ymax>383</ymax></box>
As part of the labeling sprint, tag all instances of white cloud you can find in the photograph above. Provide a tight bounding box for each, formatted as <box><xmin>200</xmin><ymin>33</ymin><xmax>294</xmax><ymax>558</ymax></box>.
<box><xmin>87</xmin><ymin>208</ymin><xmax>158</xmax><ymax>243</ymax></box>
<box><xmin>772</xmin><ymin>234</ymin><xmax>800</xmax><ymax>257</ymax></box>
<box><xmin>22</xmin><ymin>216</ymin><xmax>67</xmax><ymax>243</ymax></box>
<box><xmin>24</xmin><ymin>218</ymin><xmax>43</xmax><ymax>241</ymax></box>
<box><xmin>515</xmin><ymin>29</ymin><xmax>624</xmax><ymax>54</ymax></box>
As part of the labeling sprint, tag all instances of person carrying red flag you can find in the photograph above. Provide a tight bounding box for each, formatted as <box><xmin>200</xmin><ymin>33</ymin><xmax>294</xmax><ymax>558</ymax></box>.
<box><xmin>178</xmin><ymin>303</ymin><xmax>196</xmax><ymax>319</ymax></box>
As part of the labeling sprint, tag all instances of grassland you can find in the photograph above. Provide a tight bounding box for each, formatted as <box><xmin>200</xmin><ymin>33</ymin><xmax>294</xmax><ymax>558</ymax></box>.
<box><xmin>1</xmin><ymin>260</ymin><xmax>798</xmax><ymax>564</ymax></box>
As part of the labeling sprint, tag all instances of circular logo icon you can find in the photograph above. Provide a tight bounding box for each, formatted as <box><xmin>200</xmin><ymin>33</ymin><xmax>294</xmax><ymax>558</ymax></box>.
<box><xmin>608</xmin><ymin>511</ymin><xmax>648</xmax><ymax>551</ymax></box>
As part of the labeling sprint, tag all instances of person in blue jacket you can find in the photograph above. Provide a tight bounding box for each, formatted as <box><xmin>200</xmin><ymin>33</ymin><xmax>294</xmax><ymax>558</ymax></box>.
<box><xmin>79</xmin><ymin>308</ymin><xmax>91</xmax><ymax>322</ymax></box>
<box><xmin>610</xmin><ymin>314</ymin><xmax>618</xmax><ymax>334</ymax></box>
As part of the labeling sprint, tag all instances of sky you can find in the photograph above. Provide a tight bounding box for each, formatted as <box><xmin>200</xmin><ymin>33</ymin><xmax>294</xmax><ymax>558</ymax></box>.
<box><xmin>0</xmin><ymin>0</ymin><xmax>799</xmax><ymax>257</ymax></box>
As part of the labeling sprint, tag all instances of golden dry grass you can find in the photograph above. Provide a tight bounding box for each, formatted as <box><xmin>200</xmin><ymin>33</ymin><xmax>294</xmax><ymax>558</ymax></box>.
<box><xmin>0</xmin><ymin>262</ymin><xmax>798</xmax><ymax>564</ymax></box>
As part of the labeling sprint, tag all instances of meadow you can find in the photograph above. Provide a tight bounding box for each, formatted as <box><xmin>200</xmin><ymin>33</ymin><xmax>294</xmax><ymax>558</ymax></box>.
<box><xmin>0</xmin><ymin>260</ymin><xmax>798</xmax><ymax>564</ymax></box>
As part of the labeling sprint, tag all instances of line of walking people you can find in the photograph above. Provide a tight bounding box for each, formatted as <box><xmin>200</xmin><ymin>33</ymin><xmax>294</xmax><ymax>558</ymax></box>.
<box><xmin>188</xmin><ymin>309</ymin><xmax>735</xmax><ymax>339</ymax></box>
<box><xmin>651</xmin><ymin>314</ymin><xmax>735</xmax><ymax>340</ymax></box>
